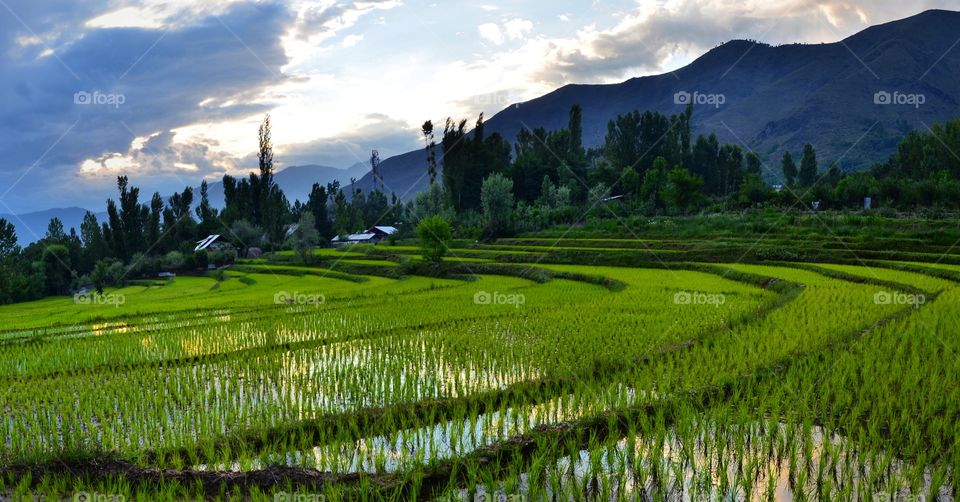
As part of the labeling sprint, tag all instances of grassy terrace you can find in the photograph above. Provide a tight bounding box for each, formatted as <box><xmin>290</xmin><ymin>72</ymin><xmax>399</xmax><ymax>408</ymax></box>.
<box><xmin>1</xmin><ymin>233</ymin><xmax>958</xmax><ymax>500</ymax></box>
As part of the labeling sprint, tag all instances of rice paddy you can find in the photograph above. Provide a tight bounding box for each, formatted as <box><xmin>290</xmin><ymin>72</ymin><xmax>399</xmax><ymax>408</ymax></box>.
<box><xmin>1</xmin><ymin>238</ymin><xmax>958</xmax><ymax>501</ymax></box>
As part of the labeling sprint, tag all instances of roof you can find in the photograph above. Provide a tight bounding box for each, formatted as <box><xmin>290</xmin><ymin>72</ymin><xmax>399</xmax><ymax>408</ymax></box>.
<box><xmin>194</xmin><ymin>234</ymin><xmax>221</xmax><ymax>251</ymax></box>
<box><xmin>346</xmin><ymin>233</ymin><xmax>377</xmax><ymax>241</ymax></box>
<box><xmin>369</xmin><ymin>226</ymin><xmax>398</xmax><ymax>235</ymax></box>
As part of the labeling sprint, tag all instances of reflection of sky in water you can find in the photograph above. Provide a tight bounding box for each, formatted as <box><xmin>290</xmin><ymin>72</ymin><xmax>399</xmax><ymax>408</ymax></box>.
<box><xmin>453</xmin><ymin>423</ymin><xmax>948</xmax><ymax>501</ymax></box>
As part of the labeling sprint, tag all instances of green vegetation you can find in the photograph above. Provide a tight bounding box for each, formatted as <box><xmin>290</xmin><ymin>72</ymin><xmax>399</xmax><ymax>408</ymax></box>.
<box><xmin>1</xmin><ymin>231</ymin><xmax>959</xmax><ymax>500</ymax></box>
<box><xmin>1</xmin><ymin>97</ymin><xmax>960</xmax><ymax>500</ymax></box>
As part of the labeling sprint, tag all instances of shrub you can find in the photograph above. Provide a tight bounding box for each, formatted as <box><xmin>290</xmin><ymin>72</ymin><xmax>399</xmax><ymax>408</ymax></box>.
<box><xmin>161</xmin><ymin>251</ymin><xmax>184</xmax><ymax>271</ymax></box>
<box><xmin>416</xmin><ymin>215</ymin><xmax>452</xmax><ymax>263</ymax></box>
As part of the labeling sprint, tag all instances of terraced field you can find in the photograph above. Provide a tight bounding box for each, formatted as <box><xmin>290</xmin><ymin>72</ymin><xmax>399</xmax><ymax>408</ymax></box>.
<box><xmin>1</xmin><ymin>240</ymin><xmax>958</xmax><ymax>500</ymax></box>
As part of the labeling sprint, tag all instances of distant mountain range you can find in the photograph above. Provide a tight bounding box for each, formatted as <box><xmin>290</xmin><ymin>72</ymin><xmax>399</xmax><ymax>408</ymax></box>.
<box><xmin>2</xmin><ymin>163</ymin><xmax>368</xmax><ymax>245</ymax></box>
<box><xmin>354</xmin><ymin>9</ymin><xmax>960</xmax><ymax>198</ymax></box>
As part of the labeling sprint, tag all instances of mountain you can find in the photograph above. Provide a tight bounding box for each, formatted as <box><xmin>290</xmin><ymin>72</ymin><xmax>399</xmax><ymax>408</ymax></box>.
<box><xmin>201</xmin><ymin>162</ymin><xmax>370</xmax><ymax>208</ymax></box>
<box><xmin>355</xmin><ymin>9</ymin><xmax>960</xmax><ymax>198</ymax></box>
<box><xmin>0</xmin><ymin>207</ymin><xmax>104</xmax><ymax>246</ymax></box>
<box><xmin>3</xmin><ymin>163</ymin><xmax>368</xmax><ymax>245</ymax></box>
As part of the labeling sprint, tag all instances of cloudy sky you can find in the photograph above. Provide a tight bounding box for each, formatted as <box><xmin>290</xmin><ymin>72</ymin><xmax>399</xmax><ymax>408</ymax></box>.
<box><xmin>0</xmin><ymin>0</ymin><xmax>956</xmax><ymax>213</ymax></box>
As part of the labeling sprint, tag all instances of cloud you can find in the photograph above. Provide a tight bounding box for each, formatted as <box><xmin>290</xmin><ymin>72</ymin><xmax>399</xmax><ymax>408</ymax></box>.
<box><xmin>478</xmin><ymin>23</ymin><xmax>504</xmax><ymax>45</ymax></box>
<box><xmin>524</xmin><ymin>0</ymin><xmax>958</xmax><ymax>86</ymax></box>
<box><xmin>0</xmin><ymin>1</ymin><xmax>293</xmax><ymax>212</ymax></box>
<box><xmin>342</xmin><ymin>33</ymin><xmax>364</xmax><ymax>47</ymax></box>
<box><xmin>503</xmin><ymin>18</ymin><xmax>533</xmax><ymax>40</ymax></box>
<box><xmin>277</xmin><ymin>113</ymin><xmax>420</xmax><ymax>169</ymax></box>
<box><xmin>478</xmin><ymin>18</ymin><xmax>533</xmax><ymax>46</ymax></box>
<box><xmin>295</xmin><ymin>0</ymin><xmax>402</xmax><ymax>42</ymax></box>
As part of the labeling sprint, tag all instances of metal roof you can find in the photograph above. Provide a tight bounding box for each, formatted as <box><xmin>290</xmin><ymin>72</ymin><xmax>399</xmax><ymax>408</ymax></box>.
<box><xmin>346</xmin><ymin>233</ymin><xmax>376</xmax><ymax>241</ymax></box>
<box><xmin>194</xmin><ymin>234</ymin><xmax>221</xmax><ymax>251</ymax></box>
<box><xmin>370</xmin><ymin>226</ymin><xmax>398</xmax><ymax>234</ymax></box>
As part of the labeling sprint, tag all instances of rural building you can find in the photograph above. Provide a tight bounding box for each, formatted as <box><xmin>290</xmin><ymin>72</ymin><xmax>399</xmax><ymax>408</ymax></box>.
<box><xmin>333</xmin><ymin>226</ymin><xmax>399</xmax><ymax>246</ymax></box>
<box><xmin>367</xmin><ymin>226</ymin><xmax>398</xmax><ymax>239</ymax></box>
<box><xmin>194</xmin><ymin>235</ymin><xmax>234</xmax><ymax>252</ymax></box>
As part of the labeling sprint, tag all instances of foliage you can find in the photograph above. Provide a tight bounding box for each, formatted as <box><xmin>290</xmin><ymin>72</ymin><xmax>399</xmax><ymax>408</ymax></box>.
<box><xmin>480</xmin><ymin>172</ymin><xmax>514</xmax><ymax>238</ymax></box>
<box><xmin>416</xmin><ymin>215</ymin><xmax>452</xmax><ymax>263</ymax></box>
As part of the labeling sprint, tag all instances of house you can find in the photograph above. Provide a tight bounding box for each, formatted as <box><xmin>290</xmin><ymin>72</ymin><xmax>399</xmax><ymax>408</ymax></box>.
<box><xmin>331</xmin><ymin>226</ymin><xmax>399</xmax><ymax>247</ymax></box>
<box><xmin>194</xmin><ymin>234</ymin><xmax>234</xmax><ymax>252</ymax></box>
<box><xmin>346</xmin><ymin>232</ymin><xmax>378</xmax><ymax>243</ymax></box>
<box><xmin>333</xmin><ymin>232</ymin><xmax>378</xmax><ymax>247</ymax></box>
<box><xmin>367</xmin><ymin>226</ymin><xmax>398</xmax><ymax>239</ymax></box>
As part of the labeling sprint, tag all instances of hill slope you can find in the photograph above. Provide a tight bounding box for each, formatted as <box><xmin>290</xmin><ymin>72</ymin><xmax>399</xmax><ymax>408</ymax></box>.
<box><xmin>356</xmin><ymin>9</ymin><xmax>960</xmax><ymax>198</ymax></box>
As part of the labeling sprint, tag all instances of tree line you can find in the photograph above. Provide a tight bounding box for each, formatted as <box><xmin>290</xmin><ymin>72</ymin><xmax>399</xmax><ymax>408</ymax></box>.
<box><xmin>2</xmin><ymin>106</ymin><xmax>960</xmax><ymax>303</ymax></box>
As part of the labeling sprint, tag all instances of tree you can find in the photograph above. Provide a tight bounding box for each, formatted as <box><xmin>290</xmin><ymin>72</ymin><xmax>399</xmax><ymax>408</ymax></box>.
<box><xmin>836</xmin><ymin>173</ymin><xmax>879</xmax><ymax>208</ymax></box>
<box><xmin>690</xmin><ymin>134</ymin><xmax>720</xmax><ymax>195</ymax></box>
<box><xmin>79</xmin><ymin>212</ymin><xmax>108</xmax><ymax>270</ymax></box>
<box><xmin>167</xmin><ymin>186</ymin><xmax>197</xmax><ymax>246</ymax></box>
<box><xmin>230</xmin><ymin>219</ymin><xmax>262</xmax><ymax>257</ymax></box>
<box><xmin>117</xmin><ymin>176</ymin><xmax>148</xmax><ymax>258</ymax></box>
<box><xmin>306</xmin><ymin>183</ymin><xmax>333</xmax><ymax>239</ymax></box>
<box><xmin>717</xmin><ymin>144</ymin><xmax>744</xmax><ymax>197</ymax></box>
<box><xmin>0</xmin><ymin>218</ymin><xmax>18</xmax><ymax>258</ymax></box>
<box><xmin>663</xmin><ymin>167</ymin><xmax>704</xmax><ymax>214</ymax></box>
<box><xmin>252</xmin><ymin>114</ymin><xmax>291</xmax><ymax>246</ymax></box>
<box><xmin>288</xmin><ymin>212</ymin><xmax>320</xmax><ymax>264</ymax></box>
<box><xmin>480</xmin><ymin>173</ymin><xmax>514</xmax><ymax>237</ymax></box>
<box><xmin>781</xmin><ymin>151</ymin><xmax>798</xmax><ymax>187</ymax></box>
<box><xmin>798</xmin><ymin>143</ymin><xmax>818</xmax><ymax>187</ymax></box>
<box><xmin>41</xmin><ymin>244</ymin><xmax>73</xmax><ymax>295</ymax></box>
<box><xmin>147</xmin><ymin>193</ymin><xmax>164</xmax><ymax>251</ymax></box>
<box><xmin>559</xmin><ymin>105</ymin><xmax>588</xmax><ymax>202</ymax></box>
<box><xmin>441</xmin><ymin>114</ymin><xmax>511</xmax><ymax>211</ymax></box>
<box><xmin>45</xmin><ymin>218</ymin><xmax>67</xmax><ymax>243</ymax></box>
<box><xmin>422</xmin><ymin>120</ymin><xmax>438</xmax><ymax>185</ymax></box>
<box><xmin>407</xmin><ymin>182</ymin><xmax>454</xmax><ymax>225</ymax></box>
<box><xmin>737</xmin><ymin>173</ymin><xmax>769</xmax><ymax>207</ymax></box>
<box><xmin>640</xmin><ymin>157</ymin><xmax>670</xmax><ymax>212</ymax></box>
<box><xmin>416</xmin><ymin>215</ymin><xmax>452</xmax><ymax>263</ymax></box>
<box><xmin>91</xmin><ymin>260</ymin><xmax>108</xmax><ymax>295</ymax></box>
<box><xmin>195</xmin><ymin>180</ymin><xmax>218</xmax><ymax>236</ymax></box>
<box><xmin>745</xmin><ymin>151</ymin><xmax>763</xmax><ymax>176</ymax></box>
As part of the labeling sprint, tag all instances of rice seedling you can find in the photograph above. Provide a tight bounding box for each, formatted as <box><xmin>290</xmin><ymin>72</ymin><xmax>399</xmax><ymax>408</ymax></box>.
<box><xmin>2</xmin><ymin>242</ymin><xmax>957</xmax><ymax>500</ymax></box>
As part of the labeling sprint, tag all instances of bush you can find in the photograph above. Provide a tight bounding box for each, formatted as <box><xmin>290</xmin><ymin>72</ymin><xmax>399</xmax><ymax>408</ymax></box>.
<box><xmin>416</xmin><ymin>215</ymin><xmax>452</xmax><ymax>263</ymax></box>
<box><xmin>208</xmin><ymin>249</ymin><xmax>236</xmax><ymax>267</ymax></box>
<box><xmin>194</xmin><ymin>250</ymin><xmax>209</xmax><ymax>270</ymax></box>
<box><xmin>105</xmin><ymin>260</ymin><xmax>126</xmax><ymax>286</ymax></box>
<box><xmin>161</xmin><ymin>251</ymin><xmax>184</xmax><ymax>271</ymax></box>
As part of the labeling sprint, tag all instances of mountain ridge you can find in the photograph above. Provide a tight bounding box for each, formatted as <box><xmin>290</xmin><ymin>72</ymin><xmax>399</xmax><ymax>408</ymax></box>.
<box><xmin>354</xmin><ymin>9</ymin><xmax>960</xmax><ymax>198</ymax></box>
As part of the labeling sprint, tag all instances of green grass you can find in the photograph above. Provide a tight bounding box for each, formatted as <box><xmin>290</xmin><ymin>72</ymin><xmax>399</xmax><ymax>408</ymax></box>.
<box><xmin>2</xmin><ymin>240</ymin><xmax>958</xmax><ymax>500</ymax></box>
